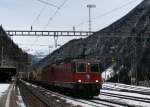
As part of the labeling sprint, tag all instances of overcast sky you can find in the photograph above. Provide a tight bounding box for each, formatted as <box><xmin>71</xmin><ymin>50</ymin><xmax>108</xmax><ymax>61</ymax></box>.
<box><xmin>0</xmin><ymin>0</ymin><xmax>143</xmax><ymax>56</ymax></box>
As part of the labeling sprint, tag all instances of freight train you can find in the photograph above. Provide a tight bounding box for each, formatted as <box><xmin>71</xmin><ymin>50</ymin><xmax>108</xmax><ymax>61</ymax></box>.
<box><xmin>21</xmin><ymin>59</ymin><xmax>102</xmax><ymax>97</ymax></box>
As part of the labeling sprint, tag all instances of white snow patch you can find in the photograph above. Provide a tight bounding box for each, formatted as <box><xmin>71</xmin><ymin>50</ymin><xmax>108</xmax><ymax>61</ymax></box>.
<box><xmin>102</xmin><ymin>66</ymin><xmax>115</xmax><ymax>81</ymax></box>
<box><xmin>98</xmin><ymin>94</ymin><xmax>150</xmax><ymax>107</ymax></box>
<box><xmin>51</xmin><ymin>94</ymin><xmax>56</xmax><ymax>97</ymax></box>
<box><xmin>0</xmin><ymin>84</ymin><xmax>10</xmax><ymax>97</ymax></box>
<box><xmin>16</xmin><ymin>87</ymin><xmax>26</xmax><ymax>107</ymax></box>
<box><xmin>5</xmin><ymin>84</ymin><xmax>14</xmax><ymax>107</ymax></box>
<box><xmin>101</xmin><ymin>82</ymin><xmax>150</xmax><ymax>107</ymax></box>
<box><xmin>103</xmin><ymin>82</ymin><xmax>150</xmax><ymax>92</ymax></box>
<box><xmin>56</xmin><ymin>99</ymin><xmax>60</xmax><ymax>102</ymax></box>
<box><xmin>101</xmin><ymin>89</ymin><xmax>150</xmax><ymax>99</ymax></box>
<box><xmin>65</xmin><ymin>98</ymin><xmax>98</xmax><ymax>107</ymax></box>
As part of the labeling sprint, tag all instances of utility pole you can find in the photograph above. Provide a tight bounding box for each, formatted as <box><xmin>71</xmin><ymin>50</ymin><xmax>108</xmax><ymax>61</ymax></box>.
<box><xmin>87</xmin><ymin>4</ymin><xmax>96</xmax><ymax>34</ymax></box>
<box><xmin>135</xmin><ymin>38</ymin><xmax>138</xmax><ymax>85</ymax></box>
<box><xmin>54</xmin><ymin>32</ymin><xmax>59</xmax><ymax>48</ymax></box>
<box><xmin>49</xmin><ymin>45</ymin><xmax>53</xmax><ymax>54</ymax></box>
<box><xmin>54</xmin><ymin>35</ymin><xmax>58</xmax><ymax>48</ymax></box>
<box><xmin>131</xmin><ymin>38</ymin><xmax>137</xmax><ymax>85</ymax></box>
<box><xmin>1</xmin><ymin>46</ymin><xmax>3</xmax><ymax>66</ymax></box>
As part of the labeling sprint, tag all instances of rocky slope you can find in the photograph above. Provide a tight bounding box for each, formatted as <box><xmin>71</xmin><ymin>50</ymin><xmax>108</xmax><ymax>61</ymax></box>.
<box><xmin>36</xmin><ymin>0</ymin><xmax>150</xmax><ymax>84</ymax></box>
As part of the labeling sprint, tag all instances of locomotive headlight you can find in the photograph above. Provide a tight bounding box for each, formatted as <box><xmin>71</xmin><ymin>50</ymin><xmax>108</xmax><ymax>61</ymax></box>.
<box><xmin>78</xmin><ymin>80</ymin><xmax>82</xmax><ymax>83</ymax></box>
<box><xmin>96</xmin><ymin>80</ymin><xmax>99</xmax><ymax>83</ymax></box>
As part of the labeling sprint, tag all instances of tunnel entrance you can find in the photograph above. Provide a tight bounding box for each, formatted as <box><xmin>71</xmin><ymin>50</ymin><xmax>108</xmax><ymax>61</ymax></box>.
<box><xmin>0</xmin><ymin>66</ymin><xmax>16</xmax><ymax>83</ymax></box>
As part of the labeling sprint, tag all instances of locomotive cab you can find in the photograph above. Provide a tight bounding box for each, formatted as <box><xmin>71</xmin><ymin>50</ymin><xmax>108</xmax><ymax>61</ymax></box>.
<box><xmin>72</xmin><ymin>60</ymin><xmax>102</xmax><ymax>96</ymax></box>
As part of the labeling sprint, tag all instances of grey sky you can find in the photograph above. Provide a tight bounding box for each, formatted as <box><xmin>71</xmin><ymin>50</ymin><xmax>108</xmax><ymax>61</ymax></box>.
<box><xmin>0</xmin><ymin>0</ymin><xmax>143</xmax><ymax>56</ymax></box>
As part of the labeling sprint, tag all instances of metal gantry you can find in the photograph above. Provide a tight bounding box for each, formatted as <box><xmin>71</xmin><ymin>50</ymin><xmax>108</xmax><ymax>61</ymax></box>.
<box><xmin>5</xmin><ymin>30</ymin><xmax>94</xmax><ymax>48</ymax></box>
<box><xmin>5</xmin><ymin>30</ymin><xmax>93</xmax><ymax>37</ymax></box>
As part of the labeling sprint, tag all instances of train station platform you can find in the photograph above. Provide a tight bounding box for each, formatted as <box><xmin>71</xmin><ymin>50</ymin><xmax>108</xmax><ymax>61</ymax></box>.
<box><xmin>0</xmin><ymin>83</ymin><xmax>26</xmax><ymax>107</ymax></box>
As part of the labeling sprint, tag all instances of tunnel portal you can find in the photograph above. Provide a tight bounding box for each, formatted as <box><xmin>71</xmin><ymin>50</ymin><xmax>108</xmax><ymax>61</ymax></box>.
<box><xmin>0</xmin><ymin>66</ymin><xmax>16</xmax><ymax>82</ymax></box>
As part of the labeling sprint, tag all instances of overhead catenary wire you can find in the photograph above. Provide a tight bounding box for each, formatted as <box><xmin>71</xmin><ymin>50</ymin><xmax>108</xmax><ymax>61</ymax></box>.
<box><xmin>32</xmin><ymin>0</ymin><xmax>49</xmax><ymax>26</ymax></box>
<box><xmin>31</xmin><ymin>0</ymin><xmax>61</xmax><ymax>51</ymax></box>
<box><xmin>75</xmin><ymin>0</ymin><xmax>140</xmax><ymax>28</ymax></box>
<box><xmin>93</xmin><ymin>0</ymin><xmax>140</xmax><ymax>21</ymax></box>
<box><xmin>43</xmin><ymin>0</ymin><xmax>69</xmax><ymax>30</ymax></box>
<box><xmin>43</xmin><ymin>0</ymin><xmax>68</xmax><ymax>48</ymax></box>
<box><xmin>31</xmin><ymin>0</ymin><xmax>69</xmax><ymax>50</ymax></box>
<box><xmin>30</xmin><ymin>0</ymin><xmax>55</xmax><ymax>56</ymax></box>
<box><xmin>36</xmin><ymin>0</ymin><xmax>59</xmax><ymax>9</ymax></box>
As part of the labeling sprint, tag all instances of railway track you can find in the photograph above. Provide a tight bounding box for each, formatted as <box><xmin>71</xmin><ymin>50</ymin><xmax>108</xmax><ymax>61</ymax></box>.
<box><xmin>100</xmin><ymin>90</ymin><xmax>150</xmax><ymax>103</ymax></box>
<box><xmin>19</xmin><ymin>80</ymin><xmax>130</xmax><ymax>107</ymax></box>
<box><xmin>103</xmin><ymin>83</ymin><xmax>150</xmax><ymax>95</ymax></box>
<box><xmin>19</xmin><ymin>82</ymin><xmax>50</xmax><ymax>107</ymax></box>
<box><xmin>43</xmin><ymin>90</ymin><xmax>127</xmax><ymax>107</ymax></box>
<box><xmin>21</xmin><ymin>81</ymin><xmax>109</xmax><ymax>107</ymax></box>
<box><xmin>89</xmin><ymin>99</ymin><xmax>126</xmax><ymax>107</ymax></box>
<box><xmin>19</xmin><ymin>80</ymin><xmax>100</xmax><ymax>107</ymax></box>
<box><xmin>94</xmin><ymin>89</ymin><xmax>150</xmax><ymax>107</ymax></box>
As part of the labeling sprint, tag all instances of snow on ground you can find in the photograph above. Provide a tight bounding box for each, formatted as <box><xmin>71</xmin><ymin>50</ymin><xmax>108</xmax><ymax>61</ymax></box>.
<box><xmin>101</xmin><ymin>82</ymin><xmax>150</xmax><ymax>107</ymax></box>
<box><xmin>102</xmin><ymin>65</ymin><xmax>115</xmax><ymax>81</ymax></box>
<box><xmin>65</xmin><ymin>98</ymin><xmax>97</xmax><ymax>107</ymax></box>
<box><xmin>0</xmin><ymin>84</ymin><xmax>26</xmax><ymax>107</ymax></box>
<box><xmin>101</xmin><ymin>89</ymin><xmax>150</xmax><ymax>99</ymax></box>
<box><xmin>103</xmin><ymin>82</ymin><xmax>150</xmax><ymax>92</ymax></box>
<box><xmin>16</xmin><ymin>87</ymin><xmax>26</xmax><ymax>107</ymax></box>
<box><xmin>0</xmin><ymin>84</ymin><xmax>10</xmax><ymax>97</ymax></box>
<box><xmin>97</xmin><ymin>94</ymin><xmax>150</xmax><ymax>107</ymax></box>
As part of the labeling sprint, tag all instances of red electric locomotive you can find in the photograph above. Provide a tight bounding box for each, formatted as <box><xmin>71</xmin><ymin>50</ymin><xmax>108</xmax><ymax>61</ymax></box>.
<box><xmin>40</xmin><ymin>59</ymin><xmax>102</xmax><ymax>97</ymax></box>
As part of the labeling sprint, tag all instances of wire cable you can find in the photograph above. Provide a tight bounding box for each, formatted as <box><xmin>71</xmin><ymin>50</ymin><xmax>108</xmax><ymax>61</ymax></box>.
<box><xmin>32</xmin><ymin>1</ymin><xmax>48</xmax><ymax>26</ymax></box>
<box><xmin>31</xmin><ymin>0</ymin><xmax>56</xmax><ymax>56</ymax></box>
<box><xmin>75</xmin><ymin>0</ymin><xmax>140</xmax><ymax>27</ymax></box>
<box><xmin>37</xmin><ymin>0</ymin><xmax>59</xmax><ymax>9</ymax></box>
<box><xmin>95</xmin><ymin>0</ymin><xmax>140</xmax><ymax>20</ymax></box>
<box><xmin>31</xmin><ymin>0</ymin><xmax>51</xmax><ymax>53</ymax></box>
<box><xmin>43</xmin><ymin>0</ymin><xmax>69</xmax><ymax>30</ymax></box>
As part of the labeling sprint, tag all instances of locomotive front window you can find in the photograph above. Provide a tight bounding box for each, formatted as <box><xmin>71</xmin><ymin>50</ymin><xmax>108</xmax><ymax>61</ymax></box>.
<box><xmin>77</xmin><ymin>63</ymin><xmax>86</xmax><ymax>72</ymax></box>
<box><xmin>71</xmin><ymin>63</ymin><xmax>76</xmax><ymax>72</ymax></box>
<box><xmin>91</xmin><ymin>63</ymin><xmax>99</xmax><ymax>73</ymax></box>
